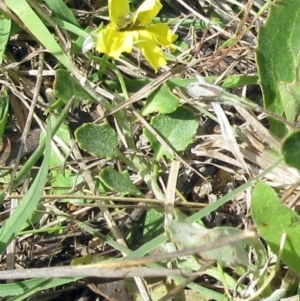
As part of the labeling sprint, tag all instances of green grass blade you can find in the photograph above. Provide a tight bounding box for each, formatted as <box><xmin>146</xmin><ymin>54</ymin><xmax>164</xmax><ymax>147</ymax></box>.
<box><xmin>43</xmin><ymin>0</ymin><xmax>80</xmax><ymax>26</ymax></box>
<box><xmin>0</xmin><ymin>121</ymin><xmax>51</xmax><ymax>255</ymax></box>
<box><xmin>0</xmin><ymin>278</ymin><xmax>80</xmax><ymax>300</ymax></box>
<box><xmin>0</xmin><ymin>11</ymin><xmax>11</xmax><ymax>64</ymax></box>
<box><xmin>0</xmin><ymin>88</ymin><xmax>9</xmax><ymax>143</ymax></box>
<box><xmin>52</xmin><ymin>17</ymin><xmax>89</xmax><ymax>38</ymax></box>
<box><xmin>4</xmin><ymin>0</ymin><xmax>73</xmax><ymax>70</ymax></box>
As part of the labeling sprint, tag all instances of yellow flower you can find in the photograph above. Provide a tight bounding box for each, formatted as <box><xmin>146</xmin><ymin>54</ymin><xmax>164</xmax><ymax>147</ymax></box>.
<box><xmin>95</xmin><ymin>0</ymin><xmax>178</xmax><ymax>71</ymax></box>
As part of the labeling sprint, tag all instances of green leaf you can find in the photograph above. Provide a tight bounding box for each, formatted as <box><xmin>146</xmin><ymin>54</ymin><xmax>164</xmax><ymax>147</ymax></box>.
<box><xmin>282</xmin><ymin>130</ymin><xmax>300</xmax><ymax>172</ymax></box>
<box><xmin>99</xmin><ymin>167</ymin><xmax>142</xmax><ymax>196</ymax></box>
<box><xmin>256</xmin><ymin>0</ymin><xmax>300</xmax><ymax>137</ymax></box>
<box><xmin>40</xmin><ymin>114</ymin><xmax>71</xmax><ymax>167</ymax></box>
<box><xmin>252</xmin><ymin>182</ymin><xmax>300</xmax><ymax>273</ymax></box>
<box><xmin>144</xmin><ymin>106</ymin><xmax>198</xmax><ymax>161</ymax></box>
<box><xmin>0</xmin><ymin>11</ymin><xmax>11</xmax><ymax>65</ymax></box>
<box><xmin>142</xmin><ymin>83</ymin><xmax>179</xmax><ymax>116</ymax></box>
<box><xmin>75</xmin><ymin>123</ymin><xmax>119</xmax><ymax>159</ymax></box>
<box><xmin>287</xmin><ymin>76</ymin><xmax>300</xmax><ymax>101</ymax></box>
<box><xmin>0</xmin><ymin>120</ymin><xmax>51</xmax><ymax>254</ymax></box>
<box><xmin>52</xmin><ymin>69</ymin><xmax>93</xmax><ymax>109</ymax></box>
<box><xmin>143</xmin><ymin>209</ymin><xmax>164</xmax><ymax>241</ymax></box>
<box><xmin>51</xmin><ymin>170</ymin><xmax>84</xmax><ymax>204</ymax></box>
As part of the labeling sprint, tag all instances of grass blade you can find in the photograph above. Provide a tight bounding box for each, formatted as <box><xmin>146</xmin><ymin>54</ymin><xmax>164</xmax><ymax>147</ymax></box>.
<box><xmin>4</xmin><ymin>0</ymin><xmax>73</xmax><ymax>70</ymax></box>
<box><xmin>0</xmin><ymin>121</ymin><xmax>51</xmax><ymax>255</ymax></box>
<box><xmin>0</xmin><ymin>11</ymin><xmax>11</xmax><ymax>64</ymax></box>
<box><xmin>43</xmin><ymin>0</ymin><xmax>80</xmax><ymax>26</ymax></box>
<box><xmin>0</xmin><ymin>278</ymin><xmax>80</xmax><ymax>300</ymax></box>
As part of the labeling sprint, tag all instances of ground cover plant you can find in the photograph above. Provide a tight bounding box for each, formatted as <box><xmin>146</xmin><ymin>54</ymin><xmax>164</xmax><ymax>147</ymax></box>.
<box><xmin>0</xmin><ymin>0</ymin><xmax>300</xmax><ymax>300</ymax></box>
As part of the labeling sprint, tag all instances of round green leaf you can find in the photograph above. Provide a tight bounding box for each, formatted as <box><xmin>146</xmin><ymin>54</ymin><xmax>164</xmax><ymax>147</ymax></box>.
<box><xmin>99</xmin><ymin>167</ymin><xmax>142</xmax><ymax>196</ymax></box>
<box><xmin>142</xmin><ymin>83</ymin><xmax>179</xmax><ymax>116</ymax></box>
<box><xmin>144</xmin><ymin>106</ymin><xmax>198</xmax><ymax>161</ymax></box>
<box><xmin>282</xmin><ymin>130</ymin><xmax>300</xmax><ymax>172</ymax></box>
<box><xmin>75</xmin><ymin>123</ymin><xmax>118</xmax><ymax>159</ymax></box>
<box><xmin>252</xmin><ymin>181</ymin><xmax>300</xmax><ymax>273</ymax></box>
<box><xmin>256</xmin><ymin>0</ymin><xmax>300</xmax><ymax>137</ymax></box>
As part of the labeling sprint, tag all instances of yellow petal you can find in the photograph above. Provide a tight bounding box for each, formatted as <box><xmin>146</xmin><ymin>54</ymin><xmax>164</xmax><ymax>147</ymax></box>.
<box><xmin>108</xmin><ymin>0</ymin><xmax>131</xmax><ymax>29</ymax></box>
<box><xmin>137</xmin><ymin>32</ymin><xmax>166</xmax><ymax>71</ymax></box>
<box><xmin>96</xmin><ymin>25</ymin><xmax>133</xmax><ymax>58</ymax></box>
<box><xmin>147</xmin><ymin>23</ymin><xmax>178</xmax><ymax>48</ymax></box>
<box><xmin>132</xmin><ymin>0</ymin><xmax>162</xmax><ymax>25</ymax></box>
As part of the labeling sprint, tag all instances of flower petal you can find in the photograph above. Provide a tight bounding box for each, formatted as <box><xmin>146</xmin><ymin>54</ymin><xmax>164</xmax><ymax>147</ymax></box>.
<box><xmin>96</xmin><ymin>25</ymin><xmax>133</xmax><ymax>58</ymax></box>
<box><xmin>109</xmin><ymin>0</ymin><xmax>131</xmax><ymax>29</ymax></box>
<box><xmin>137</xmin><ymin>31</ymin><xmax>166</xmax><ymax>71</ymax></box>
<box><xmin>147</xmin><ymin>23</ymin><xmax>178</xmax><ymax>48</ymax></box>
<box><xmin>132</xmin><ymin>0</ymin><xmax>162</xmax><ymax>25</ymax></box>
